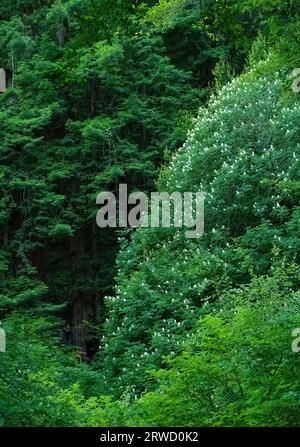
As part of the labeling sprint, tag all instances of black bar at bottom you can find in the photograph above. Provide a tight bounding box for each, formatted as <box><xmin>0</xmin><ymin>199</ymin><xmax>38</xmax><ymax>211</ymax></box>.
<box><xmin>0</xmin><ymin>427</ymin><xmax>300</xmax><ymax>447</ymax></box>
<box><xmin>0</xmin><ymin>427</ymin><xmax>298</xmax><ymax>445</ymax></box>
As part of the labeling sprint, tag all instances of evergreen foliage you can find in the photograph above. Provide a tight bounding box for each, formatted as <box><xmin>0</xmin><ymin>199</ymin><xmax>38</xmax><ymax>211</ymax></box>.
<box><xmin>0</xmin><ymin>0</ymin><xmax>299</xmax><ymax>427</ymax></box>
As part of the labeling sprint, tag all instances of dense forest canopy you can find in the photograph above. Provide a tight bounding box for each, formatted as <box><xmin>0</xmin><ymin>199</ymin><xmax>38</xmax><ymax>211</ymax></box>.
<box><xmin>0</xmin><ymin>0</ymin><xmax>299</xmax><ymax>427</ymax></box>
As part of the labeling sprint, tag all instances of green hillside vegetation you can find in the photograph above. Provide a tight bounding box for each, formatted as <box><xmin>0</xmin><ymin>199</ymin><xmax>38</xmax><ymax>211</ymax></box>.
<box><xmin>0</xmin><ymin>0</ymin><xmax>299</xmax><ymax>427</ymax></box>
